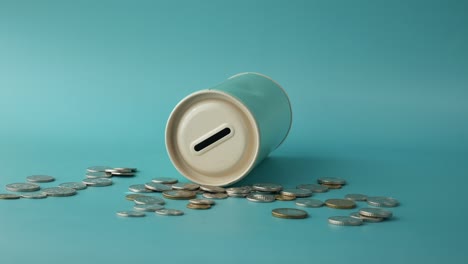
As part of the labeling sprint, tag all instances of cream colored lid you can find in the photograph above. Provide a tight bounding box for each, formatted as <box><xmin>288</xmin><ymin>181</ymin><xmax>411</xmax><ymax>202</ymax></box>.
<box><xmin>165</xmin><ymin>90</ymin><xmax>260</xmax><ymax>186</ymax></box>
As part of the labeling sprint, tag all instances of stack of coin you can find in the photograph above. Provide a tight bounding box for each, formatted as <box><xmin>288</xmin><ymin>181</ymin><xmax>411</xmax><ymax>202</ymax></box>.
<box><xmin>86</xmin><ymin>166</ymin><xmax>138</xmax><ymax>178</ymax></box>
<box><xmin>226</xmin><ymin>186</ymin><xmax>251</xmax><ymax>197</ymax></box>
<box><xmin>349</xmin><ymin>207</ymin><xmax>393</xmax><ymax>223</ymax></box>
<box><xmin>317</xmin><ymin>177</ymin><xmax>346</xmax><ymax>189</ymax></box>
<box><xmin>187</xmin><ymin>198</ymin><xmax>215</xmax><ymax>210</ymax></box>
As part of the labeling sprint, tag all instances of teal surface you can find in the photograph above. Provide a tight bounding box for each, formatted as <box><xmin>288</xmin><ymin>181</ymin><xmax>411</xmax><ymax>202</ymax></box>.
<box><xmin>1</xmin><ymin>0</ymin><xmax>467</xmax><ymax>263</ymax></box>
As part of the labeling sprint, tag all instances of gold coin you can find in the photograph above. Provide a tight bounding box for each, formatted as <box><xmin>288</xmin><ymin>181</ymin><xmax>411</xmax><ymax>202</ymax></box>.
<box><xmin>163</xmin><ymin>190</ymin><xmax>197</xmax><ymax>200</ymax></box>
<box><xmin>125</xmin><ymin>194</ymin><xmax>146</xmax><ymax>201</ymax></box>
<box><xmin>325</xmin><ymin>199</ymin><xmax>356</xmax><ymax>209</ymax></box>
<box><xmin>271</xmin><ymin>208</ymin><xmax>308</xmax><ymax>219</ymax></box>
<box><xmin>321</xmin><ymin>183</ymin><xmax>342</xmax><ymax>189</ymax></box>
<box><xmin>187</xmin><ymin>203</ymin><xmax>211</xmax><ymax>210</ymax></box>
<box><xmin>275</xmin><ymin>194</ymin><xmax>296</xmax><ymax>201</ymax></box>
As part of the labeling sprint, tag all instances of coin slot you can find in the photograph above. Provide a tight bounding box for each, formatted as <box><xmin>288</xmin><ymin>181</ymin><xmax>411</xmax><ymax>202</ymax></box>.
<box><xmin>194</xmin><ymin>127</ymin><xmax>231</xmax><ymax>152</ymax></box>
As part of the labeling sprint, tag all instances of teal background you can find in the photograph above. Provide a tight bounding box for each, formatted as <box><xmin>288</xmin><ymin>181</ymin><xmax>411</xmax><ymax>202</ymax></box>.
<box><xmin>1</xmin><ymin>0</ymin><xmax>467</xmax><ymax>263</ymax></box>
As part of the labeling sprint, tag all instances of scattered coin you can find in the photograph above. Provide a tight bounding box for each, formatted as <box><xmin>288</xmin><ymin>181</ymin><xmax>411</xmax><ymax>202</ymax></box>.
<box><xmin>20</xmin><ymin>192</ymin><xmax>47</xmax><ymax>199</ymax></box>
<box><xmin>226</xmin><ymin>186</ymin><xmax>251</xmax><ymax>196</ymax></box>
<box><xmin>297</xmin><ymin>184</ymin><xmax>328</xmax><ymax>193</ymax></box>
<box><xmin>367</xmin><ymin>196</ymin><xmax>399</xmax><ymax>207</ymax></box>
<box><xmin>202</xmin><ymin>192</ymin><xmax>228</xmax><ymax>199</ymax></box>
<box><xmin>83</xmin><ymin>178</ymin><xmax>113</xmax><ymax>187</ymax></box>
<box><xmin>328</xmin><ymin>216</ymin><xmax>362</xmax><ymax>226</ymax></box>
<box><xmin>187</xmin><ymin>203</ymin><xmax>211</xmax><ymax>210</ymax></box>
<box><xmin>128</xmin><ymin>184</ymin><xmax>153</xmax><ymax>193</ymax></box>
<box><xmin>295</xmin><ymin>198</ymin><xmax>324</xmax><ymax>208</ymax></box>
<box><xmin>281</xmin><ymin>188</ymin><xmax>312</xmax><ymax>198</ymax></box>
<box><xmin>6</xmin><ymin>183</ymin><xmax>40</xmax><ymax>192</ymax></box>
<box><xmin>345</xmin><ymin>194</ymin><xmax>368</xmax><ymax>201</ymax></box>
<box><xmin>151</xmin><ymin>177</ymin><xmax>178</xmax><ymax>184</ymax></box>
<box><xmin>108</xmin><ymin>167</ymin><xmax>137</xmax><ymax>173</ymax></box>
<box><xmin>125</xmin><ymin>194</ymin><xmax>146</xmax><ymax>201</ymax></box>
<box><xmin>318</xmin><ymin>177</ymin><xmax>346</xmax><ymax>185</ymax></box>
<box><xmin>200</xmin><ymin>185</ymin><xmax>226</xmax><ymax>193</ymax></box>
<box><xmin>252</xmin><ymin>183</ymin><xmax>283</xmax><ymax>192</ymax></box>
<box><xmin>85</xmin><ymin>171</ymin><xmax>111</xmax><ymax>179</ymax></box>
<box><xmin>117</xmin><ymin>211</ymin><xmax>145</xmax><ymax>217</ymax></box>
<box><xmin>272</xmin><ymin>208</ymin><xmax>308</xmax><ymax>219</ymax></box>
<box><xmin>59</xmin><ymin>182</ymin><xmax>87</xmax><ymax>190</ymax></box>
<box><xmin>144</xmin><ymin>182</ymin><xmax>171</xmax><ymax>192</ymax></box>
<box><xmin>359</xmin><ymin>208</ymin><xmax>393</xmax><ymax>218</ymax></box>
<box><xmin>155</xmin><ymin>209</ymin><xmax>184</xmax><ymax>216</ymax></box>
<box><xmin>108</xmin><ymin>171</ymin><xmax>135</xmax><ymax>177</ymax></box>
<box><xmin>227</xmin><ymin>193</ymin><xmax>248</xmax><ymax>198</ymax></box>
<box><xmin>321</xmin><ymin>183</ymin><xmax>342</xmax><ymax>189</ymax></box>
<box><xmin>26</xmin><ymin>175</ymin><xmax>55</xmax><ymax>183</ymax></box>
<box><xmin>42</xmin><ymin>187</ymin><xmax>77</xmax><ymax>197</ymax></box>
<box><xmin>189</xmin><ymin>199</ymin><xmax>215</xmax><ymax>205</ymax></box>
<box><xmin>163</xmin><ymin>190</ymin><xmax>197</xmax><ymax>200</ymax></box>
<box><xmin>275</xmin><ymin>194</ymin><xmax>296</xmax><ymax>201</ymax></box>
<box><xmin>0</xmin><ymin>193</ymin><xmax>20</xmax><ymax>199</ymax></box>
<box><xmin>325</xmin><ymin>199</ymin><xmax>356</xmax><ymax>209</ymax></box>
<box><xmin>134</xmin><ymin>196</ymin><xmax>165</xmax><ymax>205</ymax></box>
<box><xmin>87</xmin><ymin>166</ymin><xmax>113</xmax><ymax>173</ymax></box>
<box><xmin>172</xmin><ymin>183</ymin><xmax>200</xmax><ymax>191</ymax></box>
<box><xmin>134</xmin><ymin>203</ymin><xmax>164</xmax><ymax>212</ymax></box>
<box><xmin>350</xmin><ymin>212</ymin><xmax>384</xmax><ymax>223</ymax></box>
<box><xmin>246</xmin><ymin>193</ymin><xmax>276</xmax><ymax>203</ymax></box>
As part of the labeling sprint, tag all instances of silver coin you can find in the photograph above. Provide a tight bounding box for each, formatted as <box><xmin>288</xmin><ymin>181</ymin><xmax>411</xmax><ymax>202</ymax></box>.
<box><xmin>116</xmin><ymin>211</ymin><xmax>145</xmax><ymax>217</ymax></box>
<box><xmin>295</xmin><ymin>198</ymin><xmax>324</xmax><ymax>208</ymax></box>
<box><xmin>359</xmin><ymin>208</ymin><xmax>393</xmax><ymax>218</ymax></box>
<box><xmin>42</xmin><ymin>187</ymin><xmax>77</xmax><ymax>197</ymax></box>
<box><xmin>86</xmin><ymin>171</ymin><xmax>112</xmax><ymax>179</ymax></box>
<box><xmin>155</xmin><ymin>209</ymin><xmax>184</xmax><ymax>216</ymax></box>
<box><xmin>144</xmin><ymin>182</ymin><xmax>171</xmax><ymax>192</ymax></box>
<box><xmin>318</xmin><ymin>177</ymin><xmax>346</xmax><ymax>185</ymax></box>
<box><xmin>108</xmin><ymin>171</ymin><xmax>135</xmax><ymax>177</ymax></box>
<box><xmin>200</xmin><ymin>185</ymin><xmax>226</xmax><ymax>193</ymax></box>
<box><xmin>128</xmin><ymin>184</ymin><xmax>153</xmax><ymax>193</ymax></box>
<box><xmin>345</xmin><ymin>194</ymin><xmax>368</xmax><ymax>201</ymax></box>
<box><xmin>6</xmin><ymin>183</ymin><xmax>40</xmax><ymax>192</ymax></box>
<box><xmin>367</xmin><ymin>196</ymin><xmax>399</xmax><ymax>207</ymax></box>
<box><xmin>134</xmin><ymin>196</ymin><xmax>165</xmax><ymax>205</ymax></box>
<box><xmin>107</xmin><ymin>167</ymin><xmax>137</xmax><ymax>173</ymax></box>
<box><xmin>350</xmin><ymin>212</ymin><xmax>384</xmax><ymax>223</ymax></box>
<box><xmin>246</xmin><ymin>193</ymin><xmax>276</xmax><ymax>203</ymax></box>
<box><xmin>172</xmin><ymin>183</ymin><xmax>200</xmax><ymax>191</ymax></box>
<box><xmin>227</xmin><ymin>193</ymin><xmax>248</xmax><ymax>198</ymax></box>
<box><xmin>82</xmin><ymin>178</ymin><xmax>113</xmax><ymax>187</ymax></box>
<box><xmin>281</xmin><ymin>188</ymin><xmax>312</xmax><ymax>198</ymax></box>
<box><xmin>134</xmin><ymin>203</ymin><xmax>164</xmax><ymax>212</ymax></box>
<box><xmin>203</xmin><ymin>192</ymin><xmax>228</xmax><ymax>199</ymax></box>
<box><xmin>226</xmin><ymin>186</ymin><xmax>252</xmax><ymax>194</ymax></box>
<box><xmin>87</xmin><ymin>166</ymin><xmax>113</xmax><ymax>172</ymax></box>
<box><xmin>297</xmin><ymin>184</ymin><xmax>328</xmax><ymax>193</ymax></box>
<box><xmin>151</xmin><ymin>177</ymin><xmax>178</xmax><ymax>184</ymax></box>
<box><xmin>189</xmin><ymin>198</ymin><xmax>216</xmax><ymax>205</ymax></box>
<box><xmin>20</xmin><ymin>192</ymin><xmax>47</xmax><ymax>199</ymax></box>
<box><xmin>26</xmin><ymin>175</ymin><xmax>55</xmax><ymax>183</ymax></box>
<box><xmin>0</xmin><ymin>193</ymin><xmax>21</xmax><ymax>199</ymax></box>
<box><xmin>328</xmin><ymin>216</ymin><xmax>363</xmax><ymax>226</ymax></box>
<box><xmin>59</xmin><ymin>182</ymin><xmax>87</xmax><ymax>190</ymax></box>
<box><xmin>252</xmin><ymin>183</ymin><xmax>283</xmax><ymax>192</ymax></box>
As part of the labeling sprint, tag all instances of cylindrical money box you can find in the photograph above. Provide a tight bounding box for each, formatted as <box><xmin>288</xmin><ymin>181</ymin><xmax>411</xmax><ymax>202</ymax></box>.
<box><xmin>165</xmin><ymin>72</ymin><xmax>292</xmax><ymax>186</ymax></box>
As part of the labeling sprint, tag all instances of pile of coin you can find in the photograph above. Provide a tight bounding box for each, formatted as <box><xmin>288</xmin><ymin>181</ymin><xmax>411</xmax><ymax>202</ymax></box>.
<box><xmin>0</xmin><ymin>166</ymin><xmax>137</xmax><ymax>199</ymax></box>
<box><xmin>2</xmin><ymin>168</ymin><xmax>400</xmax><ymax>227</ymax></box>
<box><xmin>119</xmin><ymin>176</ymin><xmax>399</xmax><ymax>225</ymax></box>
